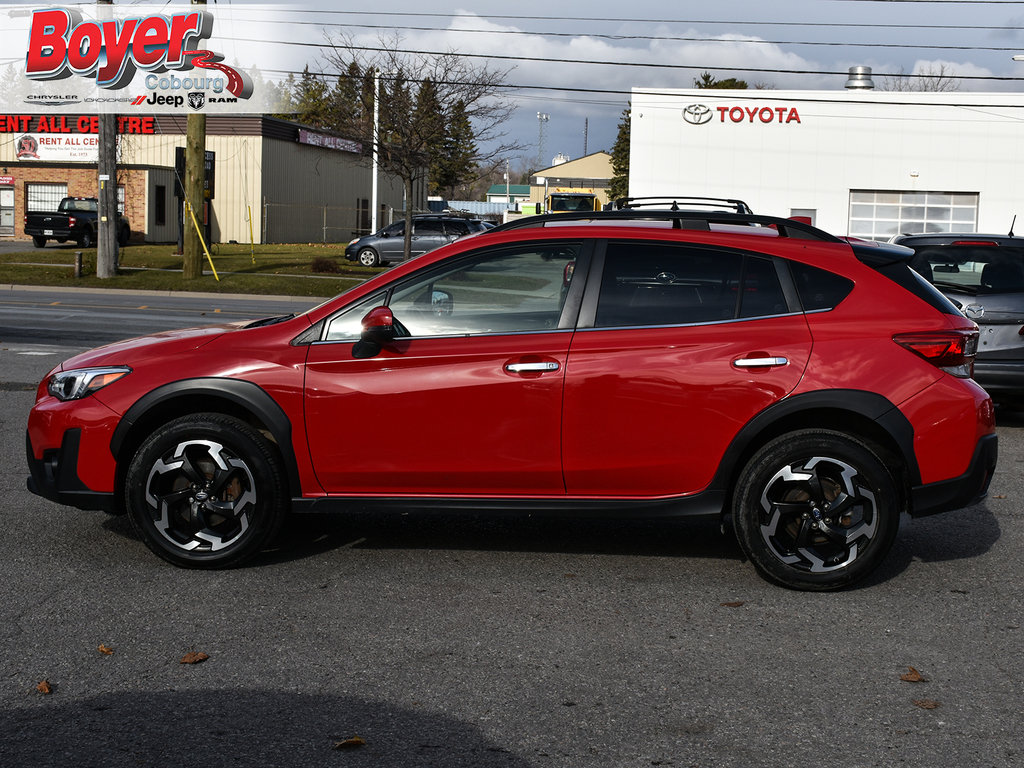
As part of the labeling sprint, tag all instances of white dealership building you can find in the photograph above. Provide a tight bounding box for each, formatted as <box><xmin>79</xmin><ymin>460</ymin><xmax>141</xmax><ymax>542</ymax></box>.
<box><xmin>628</xmin><ymin>81</ymin><xmax>1024</xmax><ymax>240</ymax></box>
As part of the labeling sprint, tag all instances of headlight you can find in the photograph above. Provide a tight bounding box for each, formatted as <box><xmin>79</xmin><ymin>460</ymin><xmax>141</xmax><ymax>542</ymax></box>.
<box><xmin>48</xmin><ymin>366</ymin><xmax>132</xmax><ymax>401</ymax></box>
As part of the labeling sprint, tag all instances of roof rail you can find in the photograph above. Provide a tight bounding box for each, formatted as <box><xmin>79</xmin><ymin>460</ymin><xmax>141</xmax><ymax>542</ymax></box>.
<box><xmin>491</xmin><ymin>210</ymin><xmax>843</xmax><ymax>243</ymax></box>
<box><xmin>606</xmin><ymin>196</ymin><xmax>754</xmax><ymax>215</ymax></box>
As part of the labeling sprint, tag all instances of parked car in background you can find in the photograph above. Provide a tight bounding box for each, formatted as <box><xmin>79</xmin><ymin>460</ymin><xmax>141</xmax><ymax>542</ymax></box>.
<box><xmin>345</xmin><ymin>215</ymin><xmax>487</xmax><ymax>267</ymax></box>
<box><xmin>891</xmin><ymin>232</ymin><xmax>1024</xmax><ymax>404</ymax></box>
<box><xmin>28</xmin><ymin>209</ymin><xmax>996</xmax><ymax>590</ymax></box>
<box><xmin>24</xmin><ymin>196</ymin><xmax>130</xmax><ymax>249</ymax></box>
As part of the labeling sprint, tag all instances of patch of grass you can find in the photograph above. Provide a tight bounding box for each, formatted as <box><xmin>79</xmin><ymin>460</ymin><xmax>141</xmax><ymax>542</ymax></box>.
<box><xmin>0</xmin><ymin>242</ymin><xmax>380</xmax><ymax>297</ymax></box>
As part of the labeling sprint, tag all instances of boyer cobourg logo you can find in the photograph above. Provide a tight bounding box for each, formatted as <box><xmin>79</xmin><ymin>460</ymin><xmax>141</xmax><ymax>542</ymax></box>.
<box><xmin>23</xmin><ymin>6</ymin><xmax>253</xmax><ymax>108</ymax></box>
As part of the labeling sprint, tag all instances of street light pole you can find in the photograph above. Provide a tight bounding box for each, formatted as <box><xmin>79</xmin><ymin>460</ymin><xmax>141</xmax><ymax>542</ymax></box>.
<box><xmin>371</xmin><ymin>69</ymin><xmax>380</xmax><ymax>233</ymax></box>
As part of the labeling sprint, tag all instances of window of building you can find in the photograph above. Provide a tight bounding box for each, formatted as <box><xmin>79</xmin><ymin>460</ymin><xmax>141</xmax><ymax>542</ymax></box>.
<box><xmin>26</xmin><ymin>183</ymin><xmax>68</xmax><ymax>212</ymax></box>
<box><xmin>117</xmin><ymin>185</ymin><xmax>125</xmax><ymax>215</ymax></box>
<box><xmin>848</xmin><ymin>191</ymin><xmax>978</xmax><ymax>242</ymax></box>
<box><xmin>154</xmin><ymin>185</ymin><xmax>166</xmax><ymax>226</ymax></box>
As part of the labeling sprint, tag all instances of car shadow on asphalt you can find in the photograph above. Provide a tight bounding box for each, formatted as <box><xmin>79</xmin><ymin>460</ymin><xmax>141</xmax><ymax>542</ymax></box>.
<box><xmin>264</xmin><ymin>511</ymin><xmax>744</xmax><ymax>564</ymax></box>
<box><xmin>862</xmin><ymin>502</ymin><xmax>1002</xmax><ymax>588</ymax></box>
<box><xmin>0</xmin><ymin>689</ymin><xmax>535</xmax><ymax>767</ymax></box>
<box><xmin>99</xmin><ymin>500</ymin><xmax>1002</xmax><ymax>590</ymax></box>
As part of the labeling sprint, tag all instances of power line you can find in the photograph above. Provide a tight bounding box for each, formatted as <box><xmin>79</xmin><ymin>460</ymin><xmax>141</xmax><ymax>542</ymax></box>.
<box><xmin>232</xmin><ymin>19</ymin><xmax>1024</xmax><ymax>55</ymax></box>
<box><xmin>260</xmin><ymin>43</ymin><xmax>1024</xmax><ymax>84</ymax></box>
<box><xmin>258</xmin><ymin>8</ymin><xmax>1024</xmax><ymax>32</ymax></box>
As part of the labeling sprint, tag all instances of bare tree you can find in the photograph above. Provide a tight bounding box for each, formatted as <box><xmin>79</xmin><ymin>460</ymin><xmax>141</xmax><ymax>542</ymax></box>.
<box><xmin>881</xmin><ymin>63</ymin><xmax>961</xmax><ymax>92</ymax></box>
<box><xmin>322</xmin><ymin>32</ymin><xmax>520</xmax><ymax>259</ymax></box>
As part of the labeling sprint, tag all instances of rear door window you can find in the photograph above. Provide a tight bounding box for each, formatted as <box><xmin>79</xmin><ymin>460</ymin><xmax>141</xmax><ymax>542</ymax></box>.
<box><xmin>595</xmin><ymin>241</ymin><xmax>789</xmax><ymax>327</ymax></box>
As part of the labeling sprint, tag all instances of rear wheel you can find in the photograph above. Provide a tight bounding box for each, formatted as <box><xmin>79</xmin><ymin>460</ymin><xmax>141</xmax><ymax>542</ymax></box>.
<box><xmin>32</xmin><ymin>236</ymin><xmax>46</xmax><ymax>248</ymax></box>
<box><xmin>124</xmin><ymin>414</ymin><xmax>288</xmax><ymax>569</ymax></box>
<box><xmin>358</xmin><ymin>247</ymin><xmax>380</xmax><ymax>267</ymax></box>
<box><xmin>733</xmin><ymin>430</ymin><xmax>900</xmax><ymax>591</ymax></box>
<box><xmin>118</xmin><ymin>225</ymin><xmax>130</xmax><ymax>246</ymax></box>
<box><xmin>79</xmin><ymin>228</ymin><xmax>94</xmax><ymax>248</ymax></box>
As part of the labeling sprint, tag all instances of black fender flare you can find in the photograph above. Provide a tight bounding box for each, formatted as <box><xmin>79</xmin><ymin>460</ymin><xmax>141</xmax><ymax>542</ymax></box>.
<box><xmin>709</xmin><ymin>389</ymin><xmax>918</xmax><ymax>498</ymax></box>
<box><xmin>110</xmin><ymin>378</ymin><xmax>302</xmax><ymax>494</ymax></box>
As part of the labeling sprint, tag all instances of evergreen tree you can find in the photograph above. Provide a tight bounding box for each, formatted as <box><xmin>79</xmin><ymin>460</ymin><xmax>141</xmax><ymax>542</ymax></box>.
<box><xmin>328</xmin><ymin>63</ymin><xmax>364</xmax><ymax>134</ymax></box>
<box><xmin>694</xmin><ymin>71</ymin><xmax>748</xmax><ymax>89</ymax></box>
<box><xmin>294</xmin><ymin>65</ymin><xmax>331</xmax><ymax>128</ymax></box>
<box><xmin>608</xmin><ymin>106</ymin><xmax>630</xmax><ymax>202</ymax></box>
<box><xmin>431</xmin><ymin>100</ymin><xmax>477</xmax><ymax>198</ymax></box>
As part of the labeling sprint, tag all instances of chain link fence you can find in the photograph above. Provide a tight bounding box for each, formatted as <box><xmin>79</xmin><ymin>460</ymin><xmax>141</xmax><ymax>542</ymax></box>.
<box><xmin>261</xmin><ymin>202</ymin><xmax>408</xmax><ymax>244</ymax></box>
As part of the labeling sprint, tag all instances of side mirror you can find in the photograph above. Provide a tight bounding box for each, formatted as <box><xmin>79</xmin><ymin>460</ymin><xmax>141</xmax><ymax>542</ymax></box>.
<box><xmin>360</xmin><ymin>306</ymin><xmax>396</xmax><ymax>344</ymax></box>
<box><xmin>352</xmin><ymin>306</ymin><xmax>395</xmax><ymax>359</ymax></box>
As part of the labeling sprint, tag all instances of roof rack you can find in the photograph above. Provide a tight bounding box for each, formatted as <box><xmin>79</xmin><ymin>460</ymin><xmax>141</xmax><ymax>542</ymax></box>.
<box><xmin>490</xmin><ymin>209</ymin><xmax>843</xmax><ymax>243</ymax></box>
<box><xmin>606</xmin><ymin>196</ymin><xmax>754</xmax><ymax>215</ymax></box>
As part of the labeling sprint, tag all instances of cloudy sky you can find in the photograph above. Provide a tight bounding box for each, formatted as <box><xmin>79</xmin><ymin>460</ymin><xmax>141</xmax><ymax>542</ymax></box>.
<box><xmin>6</xmin><ymin>1</ymin><xmax>1024</xmax><ymax>170</ymax></box>
<box><xmin>253</xmin><ymin>0</ymin><xmax>1024</xmax><ymax>169</ymax></box>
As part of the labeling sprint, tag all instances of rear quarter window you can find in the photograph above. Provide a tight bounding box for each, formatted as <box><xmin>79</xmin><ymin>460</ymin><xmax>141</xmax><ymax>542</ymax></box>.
<box><xmin>789</xmin><ymin>262</ymin><xmax>854</xmax><ymax>311</ymax></box>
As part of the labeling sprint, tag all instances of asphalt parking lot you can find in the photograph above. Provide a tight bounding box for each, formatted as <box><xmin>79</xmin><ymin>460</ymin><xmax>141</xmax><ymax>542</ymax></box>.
<box><xmin>1</xmin><ymin>346</ymin><xmax>1021</xmax><ymax>767</ymax></box>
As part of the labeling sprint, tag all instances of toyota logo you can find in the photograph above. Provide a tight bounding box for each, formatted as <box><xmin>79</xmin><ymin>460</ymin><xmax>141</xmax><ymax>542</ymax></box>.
<box><xmin>683</xmin><ymin>104</ymin><xmax>713</xmax><ymax>125</ymax></box>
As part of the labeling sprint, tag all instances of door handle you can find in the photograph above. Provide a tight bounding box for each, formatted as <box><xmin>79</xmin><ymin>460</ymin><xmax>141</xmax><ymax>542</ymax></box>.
<box><xmin>505</xmin><ymin>362</ymin><xmax>560</xmax><ymax>373</ymax></box>
<box><xmin>734</xmin><ymin>357</ymin><xmax>788</xmax><ymax>368</ymax></box>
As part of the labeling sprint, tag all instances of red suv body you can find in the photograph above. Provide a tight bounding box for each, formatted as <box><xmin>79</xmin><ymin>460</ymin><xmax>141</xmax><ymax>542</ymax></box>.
<box><xmin>26</xmin><ymin>212</ymin><xmax>997</xmax><ymax>589</ymax></box>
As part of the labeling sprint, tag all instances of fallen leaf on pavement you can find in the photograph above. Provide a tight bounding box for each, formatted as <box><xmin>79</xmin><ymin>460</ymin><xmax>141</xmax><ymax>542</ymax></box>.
<box><xmin>913</xmin><ymin>699</ymin><xmax>941</xmax><ymax>709</ymax></box>
<box><xmin>36</xmin><ymin>680</ymin><xmax>52</xmax><ymax>695</ymax></box>
<box><xmin>98</xmin><ymin>644</ymin><xmax>114</xmax><ymax>656</ymax></box>
<box><xmin>333</xmin><ymin>736</ymin><xmax>366</xmax><ymax>749</ymax></box>
<box><xmin>180</xmin><ymin>651</ymin><xmax>210</xmax><ymax>665</ymax></box>
<box><xmin>900</xmin><ymin>666</ymin><xmax>927</xmax><ymax>683</ymax></box>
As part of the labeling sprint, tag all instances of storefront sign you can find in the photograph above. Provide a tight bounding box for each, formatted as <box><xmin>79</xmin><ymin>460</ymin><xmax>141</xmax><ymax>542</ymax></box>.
<box><xmin>0</xmin><ymin>176</ymin><xmax>13</xmax><ymax>186</ymax></box>
<box><xmin>13</xmin><ymin>132</ymin><xmax>121</xmax><ymax>163</ymax></box>
<box><xmin>298</xmin><ymin>129</ymin><xmax>361</xmax><ymax>154</ymax></box>
<box><xmin>1</xmin><ymin>114</ymin><xmax>155</xmax><ymax>134</ymax></box>
<box><xmin>683</xmin><ymin>103</ymin><xmax>802</xmax><ymax>125</ymax></box>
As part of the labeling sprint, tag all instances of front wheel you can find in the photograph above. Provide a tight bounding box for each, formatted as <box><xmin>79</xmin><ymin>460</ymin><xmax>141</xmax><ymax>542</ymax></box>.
<box><xmin>733</xmin><ymin>430</ymin><xmax>900</xmax><ymax>591</ymax></box>
<box><xmin>358</xmin><ymin>247</ymin><xmax>380</xmax><ymax>267</ymax></box>
<box><xmin>124</xmin><ymin>414</ymin><xmax>288</xmax><ymax>568</ymax></box>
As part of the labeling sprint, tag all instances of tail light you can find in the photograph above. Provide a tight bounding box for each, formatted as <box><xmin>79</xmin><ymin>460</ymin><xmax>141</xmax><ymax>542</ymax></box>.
<box><xmin>68</xmin><ymin>215</ymin><xmax>77</xmax><ymax>227</ymax></box>
<box><xmin>893</xmin><ymin>329</ymin><xmax>978</xmax><ymax>378</ymax></box>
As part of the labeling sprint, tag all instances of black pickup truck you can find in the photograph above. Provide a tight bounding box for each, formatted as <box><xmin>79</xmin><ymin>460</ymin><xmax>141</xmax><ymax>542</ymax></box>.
<box><xmin>24</xmin><ymin>197</ymin><xmax>131</xmax><ymax>248</ymax></box>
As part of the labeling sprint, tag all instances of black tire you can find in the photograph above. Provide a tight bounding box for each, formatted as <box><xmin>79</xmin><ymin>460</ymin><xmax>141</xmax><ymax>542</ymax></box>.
<box><xmin>733</xmin><ymin>429</ymin><xmax>900</xmax><ymax>591</ymax></box>
<box><xmin>32</xmin><ymin>236</ymin><xmax>46</xmax><ymax>248</ymax></box>
<box><xmin>118</xmin><ymin>225</ymin><xmax>130</xmax><ymax>247</ymax></box>
<box><xmin>79</xmin><ymin>228</ymin><xmax>94</xmax><ymax>249</ymax></box>
<box><xmin>124</xmin><ymin>413</ymin><xmax>288</xmax><ymax>569</ymax></box>
<box><xmin>357</xmin><ymin>247</ymin><xmax>380</xmax><ymax>267</ymax></box>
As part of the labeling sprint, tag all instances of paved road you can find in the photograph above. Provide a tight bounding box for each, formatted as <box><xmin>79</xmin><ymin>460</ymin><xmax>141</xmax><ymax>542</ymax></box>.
<box><xmin>0</xmin><ymin>284</ymin><xmax>320</xmax><ymax>349</ymax></box>
<box><xmin>0</xmin><ymin>288</ymin><xmax>1021</xmax><ymax>767</ymax></box>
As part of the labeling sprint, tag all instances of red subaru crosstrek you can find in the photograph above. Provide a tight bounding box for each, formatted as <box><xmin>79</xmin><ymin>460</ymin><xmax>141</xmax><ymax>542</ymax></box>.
<box><xmin>26</xmin><ymin>210</ymin><xmax>997</xmax><ymax>590</ymax></box>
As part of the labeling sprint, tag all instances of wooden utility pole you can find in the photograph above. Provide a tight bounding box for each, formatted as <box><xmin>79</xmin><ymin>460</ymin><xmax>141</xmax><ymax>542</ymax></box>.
<box><xmin>96</xmin><ymin>0</ymin><xmax>118</xmax><ymax>278</ymax></box>
<box><xmin>183</xmin><ymin>112</ymin><xmax>206</xmax><ymax>279</ymax></box>
<box><xmin>182</xmin><ymin>0</ymin><xmax>207</xmax><ymax>280</ymax></box>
